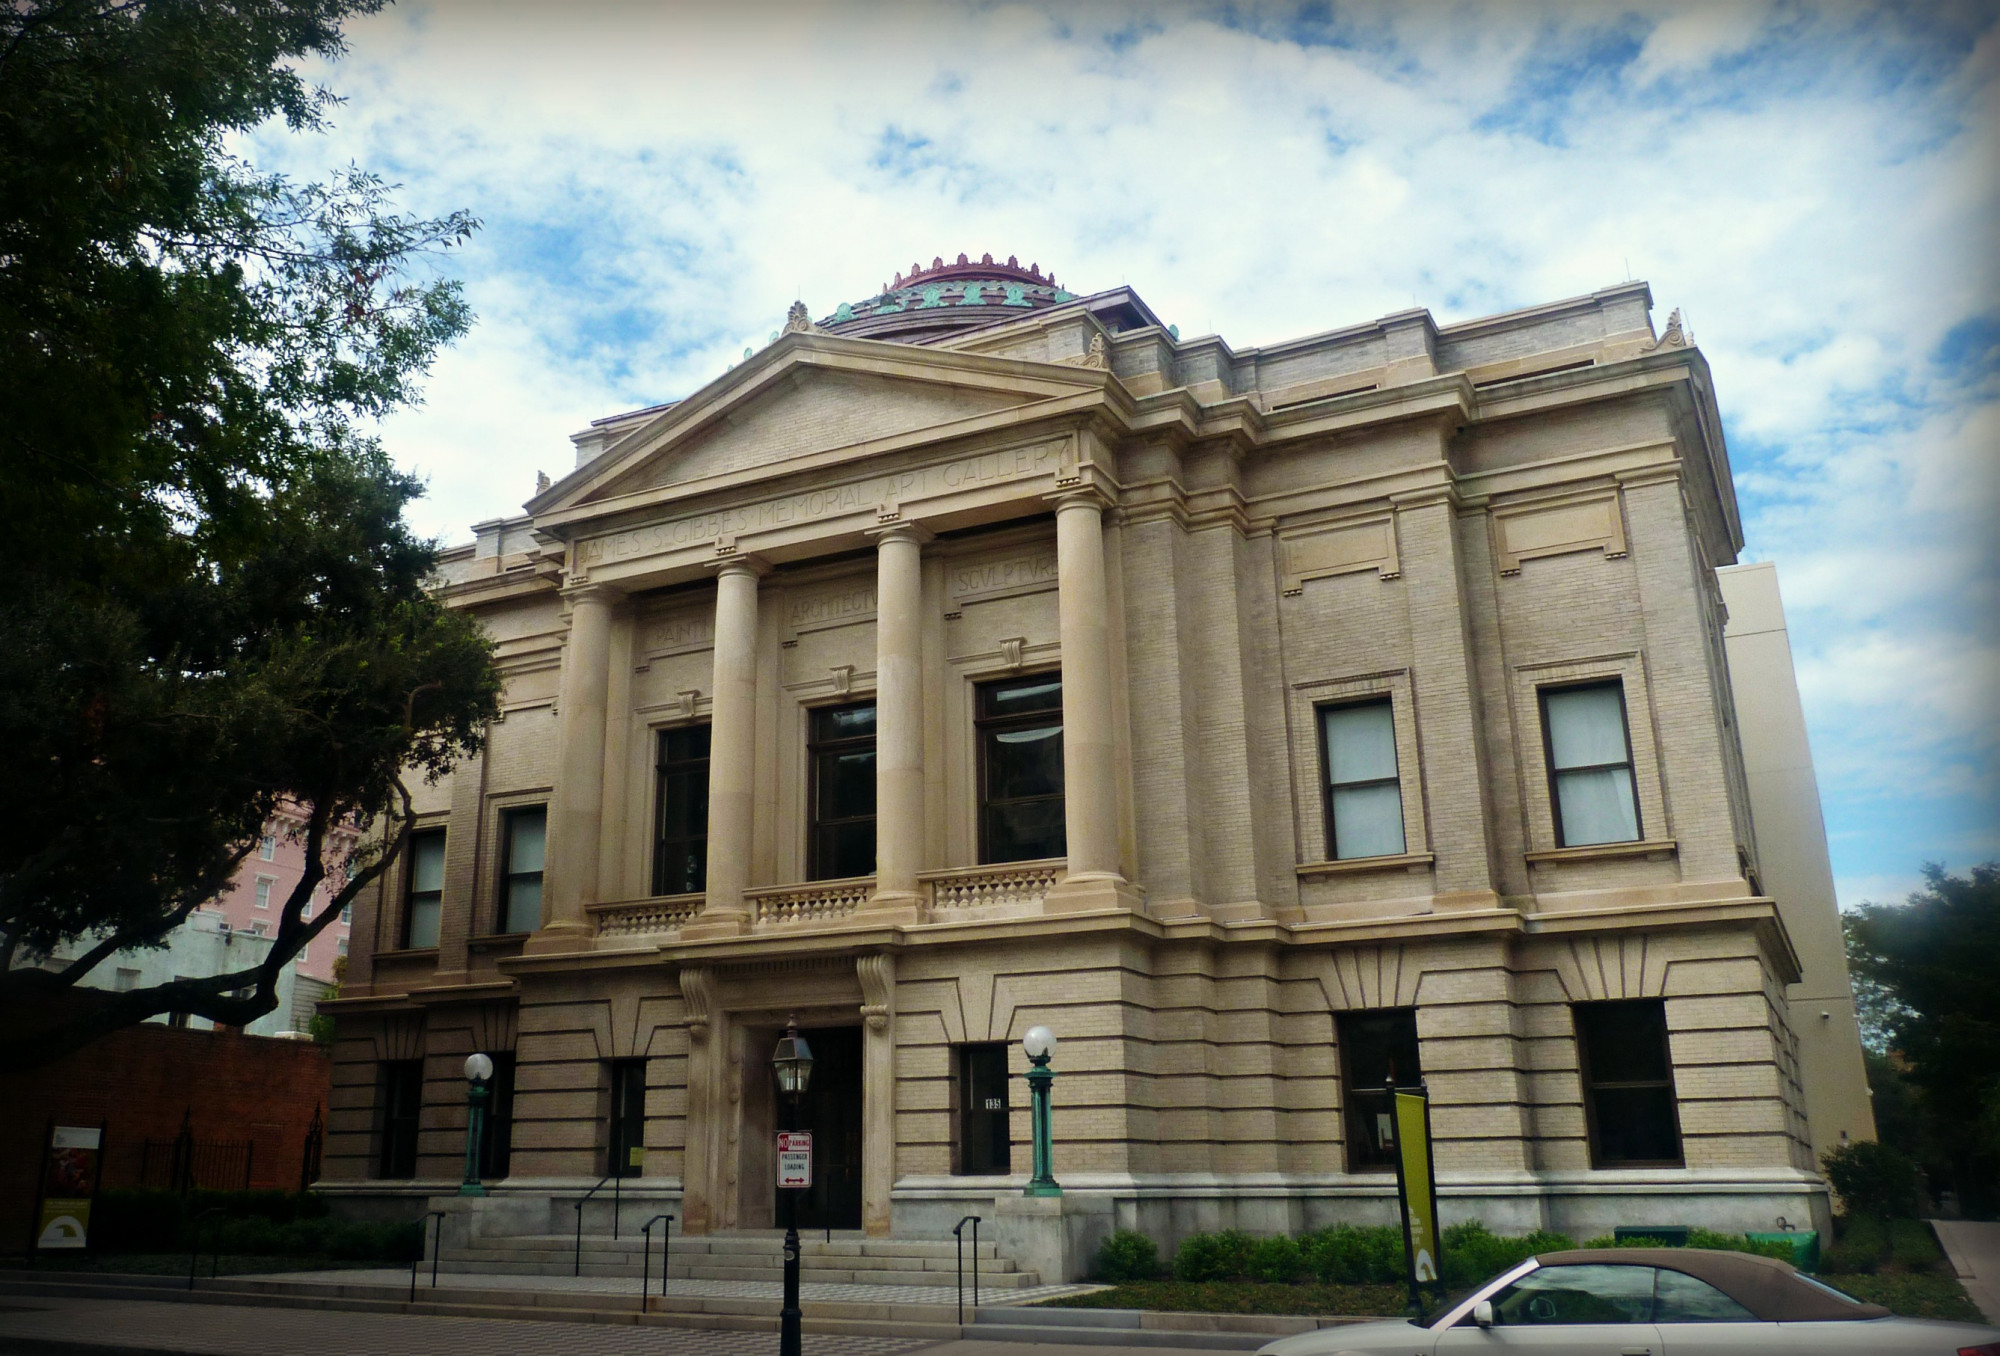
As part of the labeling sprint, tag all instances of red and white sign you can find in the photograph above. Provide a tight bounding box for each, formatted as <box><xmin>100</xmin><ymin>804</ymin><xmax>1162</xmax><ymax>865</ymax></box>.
<box><xmin>777</xmin><ymin>1130</ymin><xmax>813</xmax><ymax>1189</ymax></box>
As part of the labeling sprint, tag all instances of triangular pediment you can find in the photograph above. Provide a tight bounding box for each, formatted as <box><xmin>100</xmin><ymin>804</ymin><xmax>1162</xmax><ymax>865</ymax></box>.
<box><xmin>536</xmin><ymin>335</ymin><xmax>1105</xmax><ymax>519</ymax></box>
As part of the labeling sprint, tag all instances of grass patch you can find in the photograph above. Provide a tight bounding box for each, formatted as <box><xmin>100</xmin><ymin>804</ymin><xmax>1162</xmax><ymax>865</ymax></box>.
<box><xmin>1818</xmin><ymin>1272</ymin><xmax>1987</xmax><ymax>1323</ymax></box>
<box><xmin>1038</xmin><ymin>1280</ymin><xmax>1408</xmax><ymax>1317</ymax></box>
<box><xmin>13</xmin><ymin>1253</ymin><xmax>391</xmax><ymax>1277</ymax></box>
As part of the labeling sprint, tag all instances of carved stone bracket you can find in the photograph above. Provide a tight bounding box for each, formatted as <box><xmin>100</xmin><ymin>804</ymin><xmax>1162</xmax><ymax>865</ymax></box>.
<box><xmin>680</xmin><ymin>964</ymin><xmax>713</xmax><ymax>1041</ymax></box>
<box><xmin>857</xmin><ymin>952</ymin><xmax>895</xmax><ymax>1031</ymax></box>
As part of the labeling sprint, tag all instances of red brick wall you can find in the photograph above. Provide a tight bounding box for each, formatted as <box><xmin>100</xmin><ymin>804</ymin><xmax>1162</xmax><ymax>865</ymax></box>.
<box><xmin>0</xmin><ymin>1020</ymin><xmax>331</xmax><ymax>1254</ymax></box>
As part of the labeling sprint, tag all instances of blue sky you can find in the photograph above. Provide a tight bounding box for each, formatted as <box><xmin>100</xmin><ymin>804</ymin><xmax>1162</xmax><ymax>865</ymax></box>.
<box><xmin>257</xmin><ymin>0</ymin><xmax>1999</xmax><ymax>908</ymax></box>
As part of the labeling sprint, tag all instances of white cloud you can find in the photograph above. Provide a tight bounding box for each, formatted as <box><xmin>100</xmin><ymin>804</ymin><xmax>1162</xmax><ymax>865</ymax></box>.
<box><xmin>245</xmin><ymin>0</ymin><xmax>1999</xmax><ymax>882</ymax></box>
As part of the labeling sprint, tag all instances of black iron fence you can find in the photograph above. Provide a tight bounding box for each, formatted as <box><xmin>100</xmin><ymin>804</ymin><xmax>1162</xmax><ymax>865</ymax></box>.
<box><xmin>140</xmin><ymin>1126</ymin><xmax>253</xmax><ymax>1194</ymax></box>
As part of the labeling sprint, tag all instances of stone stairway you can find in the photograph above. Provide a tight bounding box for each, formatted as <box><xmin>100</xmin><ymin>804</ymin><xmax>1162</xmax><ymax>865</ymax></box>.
<box><xmin>438</xmin><ymin>1229</ymin><xmax>1042</xmax><ymax>1290</ymax></box>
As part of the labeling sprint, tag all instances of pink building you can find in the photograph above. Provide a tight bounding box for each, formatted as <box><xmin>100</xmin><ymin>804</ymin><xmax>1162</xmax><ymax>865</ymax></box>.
<box><xmin>204</xmin><ymin>807</ymin><xmax>356</xmax><ymax>986</ymax></box>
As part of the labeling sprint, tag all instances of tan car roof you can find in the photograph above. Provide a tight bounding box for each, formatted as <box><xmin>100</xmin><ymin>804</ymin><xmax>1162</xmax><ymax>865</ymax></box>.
<box><xmin>1535</xmin><ymin>1248</ymin><xmax>1892</xmax><ymax>1322</ymax></box>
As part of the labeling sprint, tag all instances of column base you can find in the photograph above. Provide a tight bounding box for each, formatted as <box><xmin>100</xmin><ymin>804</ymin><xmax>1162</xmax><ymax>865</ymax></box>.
<box><xmin>522</xmin><ymin>921</ymin><xmax>594</xmax><ymax>955</ymax></box>
<box><xmin>680</xmin><ymin>911</ymin><xmax>750</xmax><ymax>941</ymax></box>
<box><xmin>1042</xmin><ymin>871</ymin><xmax>1146</xmax><ymax>916</ymax></box>
<box><xmin>856</xmin><ymin>889</ymin><xmax>925</xmax><ymax>925</ymax></box>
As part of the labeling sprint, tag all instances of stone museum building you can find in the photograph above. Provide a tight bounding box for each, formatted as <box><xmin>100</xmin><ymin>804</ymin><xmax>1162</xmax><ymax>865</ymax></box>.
<box><xmin>323</xmin><ymin>255</ymin><xmax>1874</xmax><ymax>1270</ymax></box>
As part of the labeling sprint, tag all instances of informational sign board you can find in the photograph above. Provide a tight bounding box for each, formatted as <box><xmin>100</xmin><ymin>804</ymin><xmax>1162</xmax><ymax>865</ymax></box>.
<box><xmin>777</xmin><ymin>1131</ymin><xmax>813</xmax><ymax>1189</ymax></box>
<box><xmin>36</xmin><ymin>1125</ymin><xmax>104</xmax><ymax>1250</ymax></box>
<box><xmin>1391</xmin><ymin>1087</ymin><xmax>1444</xmax><ymax>1309</ymax></box>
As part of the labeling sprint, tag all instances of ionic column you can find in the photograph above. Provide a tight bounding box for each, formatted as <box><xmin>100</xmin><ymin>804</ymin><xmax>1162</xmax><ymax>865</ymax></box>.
<box><xmin>530</xmin><ymin>582</ymin><xmax>619</xmax><ymax>951</ymax></box>
<box><xmin>685</xmin><ymin>556</ymin><xmax>768</xmax><ymax>938</ymax></box>
<box><xmin>864</xmin><ymin>523</ymin><xmax>931</xmax><ymax>922</ymax></box>
<box><xmin>1046</xmin><ymin>491</ymin><xmax>1139</xmax><ymax>912</ymax></box>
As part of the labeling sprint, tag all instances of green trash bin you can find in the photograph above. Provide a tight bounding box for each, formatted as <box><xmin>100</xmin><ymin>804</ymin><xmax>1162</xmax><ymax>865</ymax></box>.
<box><xmin>1614</xmin><ymin>1225</ymin><xmax>1691</xmax><ymax>1246</ymax></box>
<box><xmin>1748</xmin><ymin>1230</ymin><xmax>1820</xmax><ymax>1272</ymax></box>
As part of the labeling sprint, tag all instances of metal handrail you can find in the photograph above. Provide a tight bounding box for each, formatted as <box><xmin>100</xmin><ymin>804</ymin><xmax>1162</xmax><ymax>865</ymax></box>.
<box><xmin>640</xmin><ymin>1213</ymin><xmax>675</xmax><ymax>1312</ymax></box>
<box><xmin>953</xmin><ymin>1214</ymin><xmax>982</xmax><ymax>1325</ymax></box>
<box><xmin>185</xmin><ymin>1207</ymin><xmax>224</xmax><ymax>1291</ymax></box>
<box><xmin>573</xmin><ymin>1172</ymin><xmax>622</xmax><ymax>1276</ymax></box>
<box><xmin>410</xmin><ymin>1210</ymin><xmax>446</xmax><ymax>1303</ymax></box>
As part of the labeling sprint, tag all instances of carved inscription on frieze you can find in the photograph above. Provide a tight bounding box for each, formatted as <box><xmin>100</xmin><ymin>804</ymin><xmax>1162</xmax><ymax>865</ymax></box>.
<box><xmin>951</xmin><ymin>552</ymin><xmax>1058</xmax><ymax>603</ymax></box>
<box><xmin>641</xmin><ymin>612</ymin><xmax>714</xmax><ymax>656</ymax></box>
<box><xmin>578</xmin><ymin>440</ymin><xmax>1066</xmax><ymax>569</ymax></box>
<box><xmin>789</xmin><ymin>586</ymin><xmax>876</xmax><ymax>633</ymax></box>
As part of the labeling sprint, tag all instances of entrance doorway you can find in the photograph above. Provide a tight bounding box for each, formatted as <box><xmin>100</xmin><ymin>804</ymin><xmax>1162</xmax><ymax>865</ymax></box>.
<box><xmin>781</xmin><ymin>1025</ymin><xmax>862</xmax><ymax>1231</ymax></box>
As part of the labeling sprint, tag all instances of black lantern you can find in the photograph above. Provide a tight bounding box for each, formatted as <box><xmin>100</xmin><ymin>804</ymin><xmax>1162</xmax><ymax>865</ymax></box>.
<box><xmin>771</xmin><ymin>1019</ymin><xmax>815</xmax><ymax>1102</ymax></box>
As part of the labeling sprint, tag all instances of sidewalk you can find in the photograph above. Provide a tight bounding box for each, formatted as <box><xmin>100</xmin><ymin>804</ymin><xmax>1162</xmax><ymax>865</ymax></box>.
<box><xmin>1932</xmin><ymin>1220</ymin><xmax>2000</xmax><ymax>1325</ymax></box>
<box><xmin>0</xmin><ymin>1295</ymin><xmax>1230</xmax><ymax>1356</ymax></box>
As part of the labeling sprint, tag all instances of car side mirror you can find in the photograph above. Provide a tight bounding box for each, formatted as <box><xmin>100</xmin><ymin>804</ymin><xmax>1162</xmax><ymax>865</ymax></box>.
<box><xmin>1473</xmin><ymin>1300</ymin><xmax>1494</xmax><ymax>1328</ymax></box>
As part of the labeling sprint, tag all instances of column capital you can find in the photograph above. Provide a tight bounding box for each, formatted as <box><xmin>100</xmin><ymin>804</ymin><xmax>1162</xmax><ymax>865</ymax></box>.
<box><xmin>1044</xmin><ymin>484</ymin><xmax>1116</xmax><ymax>515</ymax></box>
<box><xmin>865</xmin><ymin>521</ymin><xmax>935</xmax><ymax>548</ymax></box>
<box><xmin>560</xmin><ymin>580</ymin><xmax>625</xmax><ymax>607</ymax></box>
<box><xmin>705</xmin><ymin>552</ymin><xmax>772</xmax><ymax>581</ymax></box>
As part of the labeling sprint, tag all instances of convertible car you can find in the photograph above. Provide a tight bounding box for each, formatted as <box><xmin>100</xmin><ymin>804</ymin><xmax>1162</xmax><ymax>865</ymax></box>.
<box><xmin>1256</xmin><ymin>1247</ymin><xmax>2000</xmax><ymax>1355</ymax></box>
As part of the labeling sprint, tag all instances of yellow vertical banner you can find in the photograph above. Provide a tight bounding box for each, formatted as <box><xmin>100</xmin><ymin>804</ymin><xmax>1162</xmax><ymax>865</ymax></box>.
<box><xmin>1394</xmin><ymin>1090</ymin><xmax>1440</xmax><ymax>1291</ymax></box>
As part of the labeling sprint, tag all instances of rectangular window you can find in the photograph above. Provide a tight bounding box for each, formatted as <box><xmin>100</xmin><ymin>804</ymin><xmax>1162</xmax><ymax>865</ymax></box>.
<box><xmin>254</xmin><ymin>877</ymin><xmax>273</xmax><ymax>909</ymax></box>
<box><xmin>1337</xmin><ymin>1008</ymin><xmax>1422</xmax><ymax>1172</ymax></box>
<box><xmin>340</xmin><ymin>904</ymin><xmax>352</xmax><ymax>924</ymax></box>
<box><xmin>955</xmin><ymin>1043</ymin><xmax>1012</xmax><ymax>1175</ymax></box>
<box><xmin>808</xmin><ymin>703</ymin><xmax>877</xmax><ymax>880</ymax></box>
<box><xmin>337</xmin><ymin>938</ymin><xmax>348</xmax><ymax>958</ymax></box>
<box><xmin>1575</xmin><ymin>999</ymin><xmax>1683</xmax><ymax>1167</ymax></box>
<box><xmin>652</xmin><ymin>725</ymin><xmax>711</xmax><ymax>896</ymax></box>
<box><xmin>1318</xmin><ymin>699</ymin><xmax>1405</xmax><ymax>860</ymax></box>
<box><xmin>259</xmin><ymin>833</ymin><xmax>276</xmax><ymax>861</ymax></box>
<box><xmin>607</xmin><ymin>1058</ymin><xmax>647</xmax><ymax>1178</ymax></box>
<box><xmin>976</xmin><ymin>674</ymin><xmax>1066</xmax><ymax>864</ymax></box>
<box><xmin>477</xmin><ymin>1051</ymin><xmax>517</xmax><ymax>1181</ymax></box>
<box><xmin>403</xmin><ymin>829</ymin><xmax>446</xmax><ymax>949</ymax></box>
<box><xmin>295</xmin><ymin>945</ymin><xmax>308</xmax><ymax>966</ymax></box>
<box><xmin>1541</xmin><ymin>682</ymin><xmax>1642</xmax><ymax>846</ymax></box>
<box><xmin>499</xmin><ymin>807</ymin><xmax>547</xmax><ymax>934</ymax></box>
<box><xmin>114</xmin><ymin>967</ymin><xmax>140</xmax><ymax>991</ymax></box>
<box><xmin>377</xmin><ymin>1060</ymin><xmax>424</xmax><ymax>1179</ymax></box>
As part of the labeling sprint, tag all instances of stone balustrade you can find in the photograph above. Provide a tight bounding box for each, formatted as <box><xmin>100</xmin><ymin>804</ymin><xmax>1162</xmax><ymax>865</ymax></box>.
<box><xmin>921</xmin><ymin>859</ymin><xmax>1064</xmax><ymax>918</ymax></box>
<box><xmin>587</xmin><ymin>893</ymin><xmax>703</xmax><ymax>938</ymax></box>
<box><xmin>746</xmin><ymin>877</ymin><xmax>874</xmax><ymax>929</ymax></box>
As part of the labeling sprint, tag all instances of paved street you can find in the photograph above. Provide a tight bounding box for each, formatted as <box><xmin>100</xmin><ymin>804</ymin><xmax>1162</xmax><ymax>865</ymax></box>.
<box><xmin>0</xmin><ymin>1296</ymin><xmax>1226</xmax><ymax>1356</ymax></box>
<box><xmin>1934</xmin><ymin>1219</ymin><xmax>2000</xmax><ymax>1325</ymax></box>
<box><xmin>275</xmin><ymin>1266</ymin><xmax>1090</xmax><ymax>1307</ymax></box>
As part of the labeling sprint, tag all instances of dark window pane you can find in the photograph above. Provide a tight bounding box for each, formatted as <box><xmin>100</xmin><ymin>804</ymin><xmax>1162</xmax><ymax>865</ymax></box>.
<box><xmin>815</xmin><ymin>822</ymin><xmax>876</xmax><ymax>880</ymax></box>
<box><xmin>1580</xmin><ymin>1002</ymin><xmax>1673</xmax><ymax>1083</ymax></box>
<box><xmin>986</xmin><ymin>724</ymin><xmax>1064</xmax><ymax>799</ymax></box>
<box><xmin>818</xmin><ymin>748</ymin><xmax>877</xmax><ymax>818</ymax></box>
<box><xmin>956</xmin><ymin>1043</ymin><xmax>1011</xmax><ymax>1175</ymax></box>
<box><xmin>1653</xmin><ymin>1269</ymin><xmax>1756</xmax><ymax>1322</ymax></box>
<box><xmin>976</xmin><ymin>673</ymin><xmax>1066</xmax><ymax>865</ymax></box>
<box><xmin>981</xmin><ymin>677</ymin><xmax>1064</xmax><ymax>717</ymax></box>
<box><xmin>1338</xmin><ymin>1008</ymin><xmax>1421</xmax><ymax>1172</ymax></box>
<box><xmin>1576</xmin><ymin>999</ymin><xmax>1682</xmax><ymax>1167</ymax></box>
<box><xmin>654</xmin><ymin>727</ymin><xmax>710</xmax><ymax>896</ymax></box>
<box><xmin>377</xmin><ymin>1061</ymin><xmax>423</xmax><ymax>1179</ymax></box>
<box><xmin>500</xmin><ymin>806</ymin><xmax>547</xmax><ymax>934</ymax></box>
<box><xmin>814</xmin><ymin>704</ymin><xmax>876</xmax><ymax>740</ymax></box>
<box><xmin>984</xmin><ymin>799</ymin><xmax>1067</xmax><ymax>863</ymax></box>
<box><xmin>477</xmin><ymin>1052</ymin><xmax>516</xmax><ymax>1181</ymax></box>
<box><xmin>609</xmin><ymin>1059</ymin><xmax>646</xmax><ymax>1178</ymax></box>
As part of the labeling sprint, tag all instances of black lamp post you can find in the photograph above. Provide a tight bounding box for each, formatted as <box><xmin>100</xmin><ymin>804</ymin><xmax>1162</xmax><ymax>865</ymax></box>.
<box><xmin>771</xmin><ymin>1017</ymin><xmax>814</xmax><ymax>1356</ymax></box>
<box><xmin>460</xmin><ymin>1053</ymin><xmax>493</xmax><ymax>1197</ymax></box>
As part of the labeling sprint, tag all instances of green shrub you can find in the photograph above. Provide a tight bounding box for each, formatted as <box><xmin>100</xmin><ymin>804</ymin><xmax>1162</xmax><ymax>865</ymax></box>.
<box><xmin>1686</xmin><ymin>1228</ymin><xmax>1795</xmax><ymax>1262</ymax></box>
<box><xmin>87</xmin><ymin>1189</ymin><xmax>412</xmax><ymax>1260</ymax></box>
<box><xmin>1299</xmin><ymin>1224</ymin><xmax>1404</xmax><ymax>1285</ymax></box>
<box><xmin>1245</xmin><ymin>1235</ymin><xmax>1306</xmax><ymax>1283</ymax></box>
<box><xmin>1173</xmin><ymin>1230</ymin><xmax>1255</xmax><ymax>1282</ymax></box>
<box><xmin>1822</xmin><ymin>1141</ymin><xmax>1922</xmax><ymax>1220</ymax></box>
<box><xmin>1824</xmin><ymin>1214</ymin><xmax>1890</xmax><ymax>1274</ymax></box>
<box><xmin>1439</xmin><ymin>1221</ymin><xmax>1575</xmax><ymax>1288</ymax></box>
<box><xmin>1889</xmin><ymin>1218</ymin><xmax>1944</xmax><ymax>1272</ymax></box>
<box><xmin>1093</xmin><ymin>1230</ymin><xmax>1160</xmax><ymax>1282</ymax></box>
